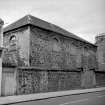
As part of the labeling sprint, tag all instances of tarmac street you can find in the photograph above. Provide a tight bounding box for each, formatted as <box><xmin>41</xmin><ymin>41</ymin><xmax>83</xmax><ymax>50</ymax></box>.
<box><xmin>5</xmin><ymin>90</ymin><xmax>105</xmax><ymax>105</ymax></box>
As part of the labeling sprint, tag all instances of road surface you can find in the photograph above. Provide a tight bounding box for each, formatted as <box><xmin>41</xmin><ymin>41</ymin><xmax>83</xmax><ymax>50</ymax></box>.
<box><xmin>5</xmin><ymin>91</ymin><xmax>105</xmax><ymax>105</ymax></box>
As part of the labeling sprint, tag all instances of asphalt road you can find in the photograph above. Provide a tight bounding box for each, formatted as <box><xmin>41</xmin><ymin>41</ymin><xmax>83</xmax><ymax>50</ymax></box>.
<box><xmin>7</xmin><ymin>91</ymin><xmax>105</xmax><ymax>105</ymax></box>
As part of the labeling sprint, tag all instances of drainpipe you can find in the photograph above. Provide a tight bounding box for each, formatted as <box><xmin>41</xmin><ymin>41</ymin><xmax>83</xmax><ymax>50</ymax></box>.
<box><xmin>0</xmin><ymin>19</ymin><xmax>4</xmax><ymax>96</ymax></box>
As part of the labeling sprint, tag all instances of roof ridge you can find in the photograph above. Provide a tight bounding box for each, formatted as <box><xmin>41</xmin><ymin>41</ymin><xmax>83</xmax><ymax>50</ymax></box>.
<box><xmin>26</xmin><ymin>14</ymin><xmax>32</xmax><ymax>24</ymax></box>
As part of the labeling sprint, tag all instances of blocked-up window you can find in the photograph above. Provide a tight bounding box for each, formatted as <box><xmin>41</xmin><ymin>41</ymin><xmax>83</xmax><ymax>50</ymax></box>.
<box><xmin>9</xmin><ymin>35</ymin><xmax>17</xmax><ymax>51</ymax></box>
<box><xmin>52</xmin><ymin>37</ymin><xmax>61</xmax><ymax>52</ymax></box>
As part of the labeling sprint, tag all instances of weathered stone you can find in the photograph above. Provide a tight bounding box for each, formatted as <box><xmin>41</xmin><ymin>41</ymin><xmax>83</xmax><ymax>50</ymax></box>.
<box><xmin>40</xmin><ymin>71</ymin><xmax>48</xmax><ymax>92</ymax></box>
<box><xmin>30</xmin><ymin>26</ymin><xmax>97</xmax><ymax>71</ymax></box>
<box><xmin>81</xmin><ymin>70</ymin><xmax>96</xmax><ymax>88</ymax></box>
<box><xmin>3</xmin><ymin>26</ymin><xmax>30</xmax><ymax>67</ymax></box>
<box><xmin>95</xmin><ymin>71</ymin><xmax>105</xmax><ymax>86</ymax></box>
<box><xmin>16</xmin><ymin>69</ymin><xmax>81</xmax><ymax>95</ymax></box>
<box><xmin>95</xmin><ymin>34</ymin><xmax>105</xmax><ymax>71</ymax></box>
<box><xmin>17</xmin><ymin>69</ymin><xmax>41</xmax><ymax>95</ymax></box>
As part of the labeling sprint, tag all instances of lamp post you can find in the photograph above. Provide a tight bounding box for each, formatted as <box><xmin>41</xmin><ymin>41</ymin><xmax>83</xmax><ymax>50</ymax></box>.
<box><xmin>0</xmin><ymin>19</ymin><xmax>4</xmax><ymax>96</ymax></box>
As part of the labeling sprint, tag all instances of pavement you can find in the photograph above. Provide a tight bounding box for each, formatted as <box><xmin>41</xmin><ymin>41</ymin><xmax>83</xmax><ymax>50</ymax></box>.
<box><xmin>7</xmin><ymin>90</ymin><xmax>105</xmax><ymax>105</ymax></box>
<box><xmin>0</xmin><ymin>87</ymin><xmax>105</xmax><ymax>105</ymax></box>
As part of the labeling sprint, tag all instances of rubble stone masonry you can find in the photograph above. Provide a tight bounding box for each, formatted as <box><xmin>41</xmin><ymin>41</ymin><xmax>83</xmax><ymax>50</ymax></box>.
<box><xmin>30</xmin><ymin>26</ymin><xmax>96</xmax><ymax>70</ymax></box>
<box><xmin>17</xmin><ymin>69</ymin><xmax>81</xmax><ymax>95</ymax></box>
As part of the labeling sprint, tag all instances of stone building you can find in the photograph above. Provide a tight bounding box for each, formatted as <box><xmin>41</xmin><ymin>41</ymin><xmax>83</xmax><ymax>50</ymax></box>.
<box><xmin>95</xmin><ymin>33</ymin><xmax>105</xmax><ymax>86</ymax></box>
<box><xmin>1</xmin><ymin>15</ymin><xmax>97</xmax><ymax>96</ymax></box>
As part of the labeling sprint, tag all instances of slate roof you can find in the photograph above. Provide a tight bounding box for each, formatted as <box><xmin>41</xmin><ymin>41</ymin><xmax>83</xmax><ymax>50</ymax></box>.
<box><xmin>4</xmin><ymin>15</ymin><xmax>96</xmax><ymax>47</ymax></box>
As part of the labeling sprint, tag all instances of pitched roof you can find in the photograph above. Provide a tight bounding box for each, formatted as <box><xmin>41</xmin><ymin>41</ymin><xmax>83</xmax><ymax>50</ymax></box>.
<box><xmin>4</xmin><ymin>15</ymin><xmax>96</xmax><ymax>47</ymax></box>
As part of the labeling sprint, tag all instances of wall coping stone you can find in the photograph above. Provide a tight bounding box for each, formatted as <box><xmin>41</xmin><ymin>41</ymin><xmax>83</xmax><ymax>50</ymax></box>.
<box><xmin>18</xmin><ymin>66</ymin><xmax>82</xmax><ymax>72</ymax></box>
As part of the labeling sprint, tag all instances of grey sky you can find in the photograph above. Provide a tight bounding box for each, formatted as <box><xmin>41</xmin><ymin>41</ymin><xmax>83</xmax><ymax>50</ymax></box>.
<box><xmin>0</xmin><ymin>0</ymin><xmax>105</xmax><ymax>43</ymax></box>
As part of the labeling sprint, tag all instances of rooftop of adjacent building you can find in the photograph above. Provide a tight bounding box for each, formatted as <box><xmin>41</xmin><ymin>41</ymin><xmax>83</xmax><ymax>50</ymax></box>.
<box><xmin>96</xmin><ymin>33</ymin><xmax>105</xmax><ymax>38</ymax></box>
<box><xmin>95</xmin><ymin>33</ymin><xmax>105</xmax><ymax>44</ymax></box>
<box><xmin>3</xmin><ymin>14</ymin><xmax>96</xmax><ymax>47</ymax></box>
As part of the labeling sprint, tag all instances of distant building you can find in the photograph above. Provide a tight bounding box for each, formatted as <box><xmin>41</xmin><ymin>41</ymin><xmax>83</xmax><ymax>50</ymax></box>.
<box><xmin>1</xmin><ymin>15</ymin><xmax>97</xmax><ymax>96</ymax></box>
<box><xmin>95</xmin><ymin>33</ymin><xmax>105</xmax><ymax>86</ymax></box>
<box><xmin>96</xmin><ymin>33</ymin><xmax>105</xmax><ymax>71</ymax></box>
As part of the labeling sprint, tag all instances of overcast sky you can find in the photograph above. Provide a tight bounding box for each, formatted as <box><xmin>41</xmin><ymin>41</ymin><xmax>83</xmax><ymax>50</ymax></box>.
<box><xmin>0</xmin><ymin>0</ymin><xmax>105</xmax><ymax>43</ymax></box>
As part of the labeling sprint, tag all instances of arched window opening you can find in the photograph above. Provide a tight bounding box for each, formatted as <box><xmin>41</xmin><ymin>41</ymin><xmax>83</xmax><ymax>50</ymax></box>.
<box><xmin>9</xmin><ymin>35</ymin><xmax>16</xmax><ymax>46</ymax></box>
<box><xmin>52</xmin><ymin>37</ymin><xmax>61</xmax><ymax>52</ymax></box>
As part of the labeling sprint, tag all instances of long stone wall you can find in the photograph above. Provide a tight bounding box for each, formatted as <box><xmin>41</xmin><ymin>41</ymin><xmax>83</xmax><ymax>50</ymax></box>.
<box><xmin>17</xmin><ymin>68</ymin><xmax>81</xmax><ymax>95</ymax></box>
<box><xmin>48</xmin><ymin>71</ymin><xmax>81</xmax><ymax>92</ymax></box>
